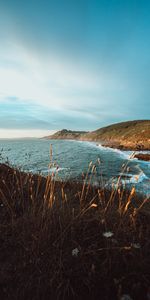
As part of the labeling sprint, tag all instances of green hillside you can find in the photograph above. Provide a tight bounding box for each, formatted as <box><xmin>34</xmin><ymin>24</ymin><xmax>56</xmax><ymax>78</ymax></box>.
<box><xmin>45</xmin><ymin>120</ymin><xmax>150</xmax><ymax>150</ymax></box>
<box><xmin>83</xmin><ymin>120</ymin><xmax>150</xmax><ymax>150</ymax></box>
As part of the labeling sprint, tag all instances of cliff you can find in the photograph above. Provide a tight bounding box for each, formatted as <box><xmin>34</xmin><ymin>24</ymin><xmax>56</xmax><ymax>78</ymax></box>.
<box><xmin>45</xmin><ymin>120</ymin><xmax>150</xmax><ymax>150</ymax></box>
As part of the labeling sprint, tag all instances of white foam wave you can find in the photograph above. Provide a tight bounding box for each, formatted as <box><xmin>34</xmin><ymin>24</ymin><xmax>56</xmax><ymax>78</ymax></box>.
<box><xmin>97</xmin><ymin>144</ymin><xmax>131</xmax><ymax>160</ymax></box>
<box><xmin>127</xmin><ymin>171</ymin><xmax>148</xmax><ymax>184</ymax></box>
<box><xmin>105</xmin><ymin>171</ymin><xmax>149</xmax><ymax>189</ymax></box>
<box><xmin>119</xmin><ymin>171</ymin><xmax>148</xmax><ymax>185</ymax></box>
<box><xmin>42</xmin><ymin>167</ymin><xmax>69</xmax><ymax>174</ymax></box>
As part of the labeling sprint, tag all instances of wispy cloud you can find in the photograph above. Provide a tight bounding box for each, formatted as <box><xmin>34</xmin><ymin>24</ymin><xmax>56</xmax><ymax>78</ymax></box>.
<box><xmin>0</xmin><ymin>38</ymin><xmax>128</xmax><ymax>134</ymax></box>
<box><xmin>0</xmin><ymin>0</ymin><xmax>150</xmax><ymax>137</ymax></box>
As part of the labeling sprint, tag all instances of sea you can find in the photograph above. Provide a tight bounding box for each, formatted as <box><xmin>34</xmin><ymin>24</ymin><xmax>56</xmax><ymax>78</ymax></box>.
<box><xmin>0</xmin><ymin>139</ymin><xmax>150</xmax><ymax>197</ymax></box>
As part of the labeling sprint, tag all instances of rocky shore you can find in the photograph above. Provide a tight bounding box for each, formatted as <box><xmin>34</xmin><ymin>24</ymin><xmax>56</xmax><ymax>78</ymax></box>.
<box><xmin>45</xmin><ymin>120</ymin><xmax>150</xmax><ymax>151</ymax></box>
<box><xmin>133</xmin><ymin>153</ymin><xmax>150</xmax><ymax>161</ymax></box>
<box><xmin>100</xmin><ymin>141</ymin><xmax>150</xmax><ymax>151</ymax></box>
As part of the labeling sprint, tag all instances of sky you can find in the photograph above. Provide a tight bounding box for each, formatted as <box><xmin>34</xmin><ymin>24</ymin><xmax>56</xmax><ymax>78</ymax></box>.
<box><xmin>0</xmin><ymin>0</ymin><xmax>150</xmax><ymax>138</ymax></box>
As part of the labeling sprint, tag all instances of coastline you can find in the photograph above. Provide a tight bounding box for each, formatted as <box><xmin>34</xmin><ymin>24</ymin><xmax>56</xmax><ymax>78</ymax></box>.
<box><xmin>45</xmin><ymin>120</ymin><xmax>150</xmax><ymax>153</ymax></box>
<box><xmin>45</xmin><ymin>135</ymin><xmax>150</xmax><ymax>151</ymax></box>
<box><xmin>44</xmin><ymin>137</ymin><xmax>150</xmax><ymax>161</ymax></box>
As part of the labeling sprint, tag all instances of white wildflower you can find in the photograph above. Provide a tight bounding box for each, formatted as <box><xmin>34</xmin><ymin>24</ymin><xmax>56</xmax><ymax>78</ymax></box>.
<box><xmin>72</xmin><ymin>248</ymin><xmax>79</xmax><ymax>257</ymax></box>
<box><xmin>0</xmin><ymin>203</ymin><xmax>4</xmax><ymax>207</ymax></box>
<box><xmin>103</xmin><ymin>231</ymin><xmax>114</xmax><ymax>238</ymax></box>
<box><xmin>90</xmin><ymin>203</ymin><xmax>98</xmax><ymax>208</ymax></box>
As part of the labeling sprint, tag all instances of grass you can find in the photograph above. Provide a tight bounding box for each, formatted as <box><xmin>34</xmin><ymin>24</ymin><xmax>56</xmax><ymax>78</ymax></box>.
<box><xmin>47</xmin><ymin>120</ymin><xmax>150</xmax><ymax>150</ymax></box>
<box><xmin>0</xmin><ymin>160</ymin><xmax>150</xmax><ymax>300</ymax></box>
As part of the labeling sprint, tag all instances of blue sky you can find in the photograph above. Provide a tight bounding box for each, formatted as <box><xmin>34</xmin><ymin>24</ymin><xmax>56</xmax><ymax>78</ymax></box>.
<box><xmin>0</xmin><ymin>0</ymin><xmax>150</xmax><ymax>137</ymax></box>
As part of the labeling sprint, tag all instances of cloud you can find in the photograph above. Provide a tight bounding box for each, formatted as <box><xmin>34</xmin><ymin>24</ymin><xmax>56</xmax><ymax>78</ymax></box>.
<box><xmin>0</xmin><ymin>97</ymin><xmax>96</xmax><ymax>131</ymax></box>
<box><xmin>0</xmin><ymin>37</ymin><xmax>129</xmax><ymax>133</ymax></box>
<box><xmin>0</xmin><ymin>1</ymin><xmax>150</xmax><ymax>138</ymax></box>
<box><xmin>0</xmin><ymin>40</ymin><xmax>101</xmax><ymax>105</ymax></box>
<box><xmin>0</xmin><ymin>34</ymin><xmax>127</xmax><ymax>107</ymax></box>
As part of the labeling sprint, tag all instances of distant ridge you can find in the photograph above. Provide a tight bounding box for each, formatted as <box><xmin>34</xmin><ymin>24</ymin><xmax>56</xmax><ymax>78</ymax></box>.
<box><xmin>44</xmin><ymin>120</ymin><xmax>150</xmax><ymax>150</ymax></box>
<box><xmin>44</xmin><ymin>129</ymin><xmax>88</xmax><ymax>140</ymax></box>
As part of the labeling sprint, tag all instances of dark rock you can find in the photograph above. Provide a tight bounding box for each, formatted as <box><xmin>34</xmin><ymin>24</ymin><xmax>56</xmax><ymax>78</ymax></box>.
<box><xmin>133</xmin><ymin>153</ymin><xmax>150</xmax><ymax>161</ymax></box>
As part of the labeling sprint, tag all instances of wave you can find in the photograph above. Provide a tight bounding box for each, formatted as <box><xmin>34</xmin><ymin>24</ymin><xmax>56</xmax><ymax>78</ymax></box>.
<box><xmin>122</xmin><ymin>171</ymin><xmax>148</xmax><ymax>184</ymax></box>
<box><xmin>41</xmin><ymin>167</ymin><xmax>69</xmax><ymax>174</ymax></box>
<box><xmin>97</xmin><ymin>144</ymin><xmax>150</xmax><ymax>165</ymax></box>
<box><xmin>97</xmin><ymin>143</ymin><xmax>131</xmax><ymax>160</ymax></box>
<box><xmin>105</xmin><ymin>171</ymin><xmax>149</xmax><ymax>189</ymax></box>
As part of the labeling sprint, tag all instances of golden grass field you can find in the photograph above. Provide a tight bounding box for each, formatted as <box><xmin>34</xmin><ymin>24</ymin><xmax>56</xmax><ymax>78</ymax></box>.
<box><xmin>0</xmin><ymin>156</ymin><xmax>150</xmax><ymax>300</ymax></box>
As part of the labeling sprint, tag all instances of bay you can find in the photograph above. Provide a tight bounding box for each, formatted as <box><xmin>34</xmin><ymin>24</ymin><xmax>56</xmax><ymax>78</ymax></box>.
<box><xmin>0</xmin><ymin>138</ymin><xmax>150</xmax><ymax>196</ymax></box>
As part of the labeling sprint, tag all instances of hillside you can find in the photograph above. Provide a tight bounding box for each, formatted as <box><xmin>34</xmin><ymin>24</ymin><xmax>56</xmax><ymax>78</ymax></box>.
<box><xmin>45</xmin><ymin>120</ymin><xmax>150</xmax><ymax>150</ymax></box>
<box><xmin>45</xmin><ymin>129</ymin><xmax>88</xmax><ymax>140</ymax></box>
<box><xmin>83</xmin><ymin>120</ymin><xmax>150</xmax><ymax>150</ymax></box>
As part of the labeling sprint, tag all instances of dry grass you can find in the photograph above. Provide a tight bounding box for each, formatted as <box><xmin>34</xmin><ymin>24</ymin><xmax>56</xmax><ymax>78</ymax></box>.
<box><xmin>0</xmin><ymin>162</ymin><xmax>150</xmax><ymax>300</ymax></box>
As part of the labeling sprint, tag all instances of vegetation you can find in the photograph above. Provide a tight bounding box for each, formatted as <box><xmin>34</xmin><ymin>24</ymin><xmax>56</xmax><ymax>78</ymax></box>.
<box><xmin>0</xmin><ymin>160</ymin><xmax>150</xmax><ymax>300</ymax></box>
<box><xmin>45</xmin><ymin>129</ymin><xmax>88</xmax><ymax>140</ymax></box>
<box><xmin>46</xmin><ymin>120</ymin><xmax>150</xmax><ymax>150</ymax></box>
<box><xmin>84</xmin><ymin>120</ymin><xmax>150</xmax><ymax>150</ymax></box>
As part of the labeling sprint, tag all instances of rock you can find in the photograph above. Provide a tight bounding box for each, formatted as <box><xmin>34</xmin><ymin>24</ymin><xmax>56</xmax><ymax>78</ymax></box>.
<box><xmin>133</xmin><ymin>153</ymin><xmax>150</xmax><ymax>161</ymax></box>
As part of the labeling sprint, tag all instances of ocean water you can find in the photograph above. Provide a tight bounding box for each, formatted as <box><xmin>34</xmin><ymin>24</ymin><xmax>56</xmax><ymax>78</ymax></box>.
<box><xmin>0</xmin><ymin>138</ymin><xmax>150</xmax><ymax>196</ymax></box>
